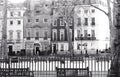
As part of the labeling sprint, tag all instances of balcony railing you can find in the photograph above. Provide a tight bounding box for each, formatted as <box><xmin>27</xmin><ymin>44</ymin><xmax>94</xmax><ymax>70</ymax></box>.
<box><xmin>7</xmin><ymin>39</ymin><xmax>14</xmax><ymax>44</ymax></box>
<box><xmin>44</xmin><ymin>37</ymin><xmax>48</xmax><ymax>40</ymax></box>
<box><xmin>16</xmin><ymin>39</ymin><xmax>21</xmax><ymax>43</ymax></box>
<box><xmin>52</xmin><ymin>38</ymin><xmax>57</xmax><ymax>41</ymax></box>
<box><xmin>26</xmin><ymin>37</ymin><xmax>31</xmax><ymax>40</ymax></box>
<box><xmin>75</xmin><ymin>37</ymin><xmax>96</xmax><ymax>40</ymax></box>
<box><xmin>35</xmin><ymin>37</ymin><xmax>39</xmax><ymax>40</ymax></box>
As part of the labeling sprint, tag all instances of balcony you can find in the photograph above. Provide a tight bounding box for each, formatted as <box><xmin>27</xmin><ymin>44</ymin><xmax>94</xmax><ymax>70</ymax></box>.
<box><xmin>84</xmin><ymin>22</ymin><xmax>88</xmax><ymax>26</ymax></box>
<box><xmin>52</xmin><ymin>38</ymin><xmax>58</xmax><ymax>42</ymax></box>
<box><xmin>44</xmin><ymin>37</ymin><xmax>48</xmax><ymax>40</ymax></box>
<box><xmin>26</xmin><ymin>37</ymin><xmax>31</xmax><ymax>40</ymax></box>
<box><xmin>75</xmin><ymin>37</ymin><xmax>83</xmax><ymax>40</ymax></box>
<box><xmin>75</xmin><ymin>37</ymin><xmax>96</xmax><ymax>40</ymax></box>
<box><xmin>7</xmin><ymin>39</ymin><xmax>14</xmax><ymax>44</ymax></box>
<box><xmin>16</xmin><ymin>39</ymin><xmax>21</xmax><ymax>43</ymax></box>
<box><xmin>35</xmin><ymin>37</ymin><xmax>39</xmax><ymax>40</ymax></box>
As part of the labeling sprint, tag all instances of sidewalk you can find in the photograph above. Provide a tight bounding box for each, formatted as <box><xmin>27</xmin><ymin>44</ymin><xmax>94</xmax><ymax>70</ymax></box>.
<box><xmin>33</xmin><ymin>71</ymin><xmax>108</xmax><ymax>77</ymax></box>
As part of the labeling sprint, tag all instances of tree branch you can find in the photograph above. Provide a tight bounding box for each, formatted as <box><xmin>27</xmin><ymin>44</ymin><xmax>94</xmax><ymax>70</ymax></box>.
<box><xmin>90</xmin><ymin>4</ymin><xmax>109</xmax><ymax>16</ymax></box>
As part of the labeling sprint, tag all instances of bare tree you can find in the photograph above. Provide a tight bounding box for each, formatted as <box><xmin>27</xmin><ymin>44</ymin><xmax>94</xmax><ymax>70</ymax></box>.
<box><xmin>2</xmin><ymin>0</ymin><xmax>7</xmax><ymax>58</ymax></box>
<box><xmin>52</xmin><ymin>0</ymin><xmax>113</xmax><ymax>55</ymax></box>
<box><xmin>52</xmin><ymin>0</ymin><xmax>77</xmax><ymax>55</ymax></box>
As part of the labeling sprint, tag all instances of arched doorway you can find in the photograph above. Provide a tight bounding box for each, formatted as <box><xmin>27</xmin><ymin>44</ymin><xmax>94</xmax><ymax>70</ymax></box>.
<box><xmin>8</xmin><ymin>45</ymin><xmax>13</xmax><ymax>56</ymax></box>
<box><xmin>34</xmin><ymin>43</ymin><xmax>41</xmax><ymax>55</ymax></box>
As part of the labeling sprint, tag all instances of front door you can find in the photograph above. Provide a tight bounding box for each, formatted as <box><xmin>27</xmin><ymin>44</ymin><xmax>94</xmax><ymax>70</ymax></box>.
<box><xmin>8</xmin><ymin>45</ymin><xmax>13</xmax><ymax>55</ymax></box>
<box><xmin>53</xmin><ymin>44</ymin><xmax>56</xmax><ymax>54</ymax></box>
<box><xmin>36</xmin><ymin>47</ymin><xmax>40</xmax><ymax>55</ymax></box>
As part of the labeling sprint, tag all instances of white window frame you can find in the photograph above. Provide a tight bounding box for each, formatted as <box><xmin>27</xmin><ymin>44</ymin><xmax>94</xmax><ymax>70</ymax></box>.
<box><xmin>77</xmin><ymin>17</ymin><xmax>81</xmax><ymax>26</ymax></box>
<box><xmin>84</xmin><ymin>18</ymin><xmax>88</xmax><ymax>26</ymax></box>
<box><xmin>77</xmin><ymin>30</ymin><xmax>81</xmax><ymax>38</ymax></box>
<box><xmin>91</xmin><ymin>17</ymin><xmax>95</xmax><ymax>25</ymax></box>
<box><xmin>91</xmin><ymin>30</ymin><xmax>95</xmax><ymax>37</ymax></box>
<box><xmin>84</xmin><ymin>30</ymin><xmax>88</xmax><ymax>37</ymax></box>
<box><xmin>43</xmin><ymin>18</ymin><xmax>48</xmax><ymax>23</ymax></box>
<box><xmin>52</xmin><ymin>29</ymin><xmax>57</xmax><ymax>40</ymax></box>
<box><xmin>61</xmin><ymin>44</ymin><xmax>64</xmax><ymax>51</ymax></box>
<box><xmin>9</xmin><ymin>30</ymin><xmax>13</xmax><ymax>40</ymax></box>
<box><xmin>16</xmin><ymin>30</ymin><xmax>21</xmax><ymax>40</ymax></box>
<box><xmin>60</xmin><ymin>18</ymin><xmax>64</xmax><ymax>26</ymax></box>
<box><xmin>18</xmin><ymin>11</ymin><xmax>21</xmax><ymax>16</ymax></box>
<box><xmin>60</xmin><ymin>29</ymin><xmax>65</xmax><ymax>41</ymax></box>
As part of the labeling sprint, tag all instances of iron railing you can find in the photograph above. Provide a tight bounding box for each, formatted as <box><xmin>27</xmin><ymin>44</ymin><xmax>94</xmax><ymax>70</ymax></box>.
<box><xmin>0</xmin><ymin>55</ymin><xmax>112</xmax><ymax>77</ymax></box>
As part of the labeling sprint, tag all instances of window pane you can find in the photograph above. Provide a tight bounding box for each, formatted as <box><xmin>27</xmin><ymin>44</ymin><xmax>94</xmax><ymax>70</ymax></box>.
<box><xmin>77</xmin><ymin>44</ymin><xmax>80</xmax><ymax>50</ymax></box>
<box><xmin>10</xmin><ymin>12</ymin><xmax>13</xmax><ymax>16</ymax></box>
<box><xmin>36</xmin><ymin>19</ymin><xmax>39</xmax><ymax>22</ymax></box>
<box><xmin>77</xmin><ymin>18</ymin><xmax>81</xmax><ymax>26</ymax></box>
<box><xmin>10</xmin><ymin>21</ymin><xmax>13</xmax><ymax>25</ymax></box>
<box><xmin>18</xmin><ymin>12</ymin><xmax>21</xmax><ymax>16</ymax></box>
<box><xmin>91</xmin><ymin>30</ymin><xmax>95</xmax><ymax>37</ymax></box>
<box><xmin>61</xmin><ymin>44</ymin><xmax>64</xmax><ymax>51</ymax></box>
<box><xmin>9</xmin><ymin>31</ymin><xmax>13</xmax><ymax>39</ymax></box>
<box><xmin>84</xmin><ymin>30</ymin><xmax>88</xmax><ymax>37</ymax></box>
<box><xmin>54</xmin><ymin>20</ymin><xmax>57</xmax><ymax>26</ymax></box>
<box><xmin>84</xmin><ymin>10</ymin><xmax>88</xmax><ymax>13</ymax></box>
<box><xmin>92</xmin><ymin>9</ymin><xmax>95</xmax><ymax>13</ymax></box>
<box><xmin>18</xmin><ymin>20</ymin><xmax>21</xmax><ymax>25</ymax></box>
<box><xmin>77</xmin><ymin>30</ymin><xmax>81</xmax><ymax>37</ymax></box>
<box><xmin>91</xmin><ymin>18</ymin><xmax>95</xmax><ymax>25</ymax></box>
<box><xmin>53</xmin><ymin>32</ymin><xmax>57</xmax><ymax>40</ymax></box>
<box><xmin>36</xmin><ymin>32</ymin><xmax>39</xmax><ymax>37</ymax></box>
<box><xmin>17</xmin><ymin>32</ymin><xmax>20</xmax><ymax>39</ymax></box>
<box><xmin>44</xmin><ymin>19</ymin><xmax>48</xmax><ymax>22</ymax></box>
<box><xmin>28</xmin><ymin>19</ymin><xmax>30</xmax><ymax>22</ymax></box>
<box><xmin>84</xmin><ymin>18</ymin><xmax>88</xmax><ymax>25</ymax></box>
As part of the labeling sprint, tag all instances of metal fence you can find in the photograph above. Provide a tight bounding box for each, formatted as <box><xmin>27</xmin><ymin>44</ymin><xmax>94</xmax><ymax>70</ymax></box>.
<box><xmin>0</xmin><ymin>55</ymin><xmax>112</xmax><ymax>77</ymax></box>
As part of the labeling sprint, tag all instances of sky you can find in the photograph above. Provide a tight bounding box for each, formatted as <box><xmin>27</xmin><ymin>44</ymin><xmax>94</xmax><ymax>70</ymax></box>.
<box><xmin>9</xmin><ymin>0</ymin><xmax>25</xmax><ymax>3</ymax></box>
